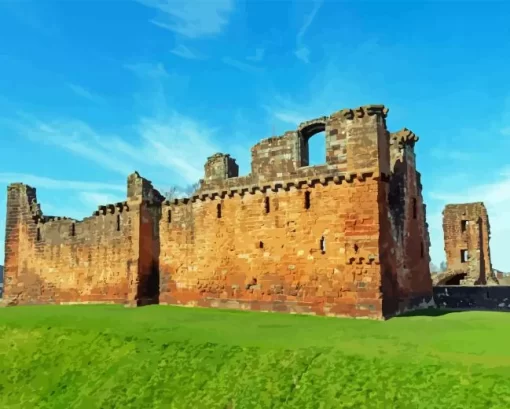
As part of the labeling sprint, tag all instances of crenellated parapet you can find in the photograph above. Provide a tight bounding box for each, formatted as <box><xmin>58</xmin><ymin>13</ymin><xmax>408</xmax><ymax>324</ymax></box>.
<box><xmin>334</xmin><ymin>104</ymin><xmax>389</xmax><ymax>120</ymax></box>
<box><xmin>93</xmin><ymin>201</ymin><xmax>130</xmax><ymax>216</ymax></box>
<box><xmin>391</xmin><ymin>128</ymin><xmax>419</xmax><ymax>149</ymax></box>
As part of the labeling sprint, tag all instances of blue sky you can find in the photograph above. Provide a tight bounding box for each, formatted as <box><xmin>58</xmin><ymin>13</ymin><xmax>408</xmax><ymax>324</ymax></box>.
<box><xmin>1</xmin><ymin>0</ymin><xmax>510</xmax><ymax>271</ymax></box>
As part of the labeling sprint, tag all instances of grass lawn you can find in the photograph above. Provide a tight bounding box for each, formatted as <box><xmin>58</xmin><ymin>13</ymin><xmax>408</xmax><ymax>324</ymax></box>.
<box><xmin>0</xmin><ymin>305</ymin><xmax>509</xmax><ymax>409</ymax></box>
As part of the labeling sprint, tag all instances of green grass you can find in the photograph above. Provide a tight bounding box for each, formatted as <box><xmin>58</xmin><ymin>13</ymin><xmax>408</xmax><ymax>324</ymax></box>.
<box><xmin>0</xmin><ymin>305</ymin><xmax>509</xmax><ymax>409</ymax></box>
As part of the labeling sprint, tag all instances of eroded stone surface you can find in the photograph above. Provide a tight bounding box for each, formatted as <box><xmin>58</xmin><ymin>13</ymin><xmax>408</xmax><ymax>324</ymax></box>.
<box><xmin>2</xmin><ymin>104</ymin><xmax>433</xmax><ymax>318</ymax></box>
<box><xmin>440</xmin><ymin>202</ymin><xmax>498</xmax><ymax>285</ymax></box>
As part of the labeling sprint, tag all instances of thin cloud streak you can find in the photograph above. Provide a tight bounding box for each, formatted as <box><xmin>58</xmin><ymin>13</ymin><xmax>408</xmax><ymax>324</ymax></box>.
<box><xmin>170</xmin><ymin>44</ymin><xmax>203</xmax><ymax>60</ymax></box>
<box><xmin>67</xmin><ymin>83</ymin><xmax>105</xmax><ymax>105</ymax></box>
<box><xmin>136</xmin><ymin>0</ymin><xmax>234</xmax><ymax>38</ymax></box>
<box><xmin>0</xmin><ymin>173</ymin><xmax>125</xmax><ymax>192</ymax></box>
<box><xmin>222</xmin><ymin>57</ymin><xmax>263</xmax><ymax>74</ymax></box>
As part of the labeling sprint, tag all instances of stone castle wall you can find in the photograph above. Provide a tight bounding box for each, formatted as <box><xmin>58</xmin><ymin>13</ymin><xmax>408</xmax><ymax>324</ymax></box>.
<box><xmin>2</xmin><ymin>104</ymin><xmax>434</xmax><ymax>319</ymax></box>
<box><xmin>3</xmin><ymin>172</ymin><xmax>163</xmax><ymax>306</ymax></box>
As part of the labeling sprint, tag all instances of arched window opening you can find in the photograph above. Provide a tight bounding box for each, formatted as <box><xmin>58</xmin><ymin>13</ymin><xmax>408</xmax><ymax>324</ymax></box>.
<box><xmin>299</xmin><ymin>122</ymin><xmax>326</xmax><ymax>167</ymax></box>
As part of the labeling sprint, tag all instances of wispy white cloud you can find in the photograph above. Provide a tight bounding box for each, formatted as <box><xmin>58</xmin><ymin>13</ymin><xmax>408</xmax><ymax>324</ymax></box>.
<box><xmin>78</xmin><ymin>192</ymin><xmax>125</xmax><ymax>208</ymax></box>
<box><xmin>124</xmin><ymin>62</ymin><xmax>170</xmax><ymax>79</ymax></box>
<box><xmin>294</xmin><ymin>47</ymin><xmax>310</xmax><ymax>64</ymax></box>
<box><xmin>170</xmin><ymin>44</ymin><xmax>203</xmax><ymax>60</ymax></box>
<box><xmin>67</xmin><ymin>83</ymin><xmax>104</xmax><ymax>105</ymax></box>
<box><xmin>222</xmin><ymin>57</ymin><xmax>263</xmax><ymax>74</ymax></box>
<box><xmin>429</xmin><ymin>149</ymin><xmax>472</xmax><ymax>161</ymax></box>
<box><xmin>136</xmin><ymin>0</ymin><xmax>234</xmax><ymax>38</ymax></box>
<box><xmin>294</xmin><ymin>0</ymin><xmax>322</xmax><ymax>63</ymax></box>
<box><xmin>246</xmin><ymin>48</ymin><xmax>265</xmax><ymax>62</ymax></box>
<box><xmin>0</xmin><ymin>173</ymin><xmax>124</xmax><ymax>192</ymax></box>
<box><xmin>2</xmin><ymin>110</ymin><xmax>219</xmax><ymax>185</ymax></box>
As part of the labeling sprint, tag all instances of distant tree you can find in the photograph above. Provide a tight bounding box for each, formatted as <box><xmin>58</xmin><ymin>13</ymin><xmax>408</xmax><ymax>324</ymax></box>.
<box><xmin>163</xmin><ymin>186</ymin><xmax>178</xmax><ymax>201</ymax></box>
<box><xmin>439</xmin><ymin>261</ymin><xmax>447</xmax><ymax>272</ymax></box>
<box><xmin>163</xmin><ymin>182</ymin><xmax>200</xmax><ymax>201</ymax></box>
<box><xmin>429</xmin><ymin>262</ymin><xmax>439</xmax><ymax>273</ymax></box>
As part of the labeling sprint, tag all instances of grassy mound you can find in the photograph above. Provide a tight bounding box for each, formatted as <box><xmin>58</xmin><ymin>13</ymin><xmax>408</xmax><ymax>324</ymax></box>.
<box><xmin>0</xmin><ymin>305</ymin><xmax>509</xmax><ymax>409</ymax></box>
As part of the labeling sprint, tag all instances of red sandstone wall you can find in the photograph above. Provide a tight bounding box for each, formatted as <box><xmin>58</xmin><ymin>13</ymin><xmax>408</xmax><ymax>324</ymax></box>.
<box><xmin>3</xmin><ymin>184</ymin><xmax>138</xmax><ymax>305</ymax></box>
<box><xmin>159</xmin><ymin>179</ymin><xmax>384</xmax><ymax>318</ymax></box>
<box><xmin>386</xmin><ymin>129</ymin><xmax>433</xmax><ymax>310</ymax></box>
<box><xmin>3</xmin><ymin>172</ymin><xmax>163</xmax><ymax>306</ymax></box>
<box><xmin>442</xmin><ymin>202</ymin><xmax>494</xmax><ymax>284</ymax></box>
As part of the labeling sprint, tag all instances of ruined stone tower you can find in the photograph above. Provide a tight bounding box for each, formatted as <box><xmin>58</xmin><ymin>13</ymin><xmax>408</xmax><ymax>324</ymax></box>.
<box><xmin>441</xmin><ymin>202</ymin><xmax>498</xmax><ymax>285</ymax></box>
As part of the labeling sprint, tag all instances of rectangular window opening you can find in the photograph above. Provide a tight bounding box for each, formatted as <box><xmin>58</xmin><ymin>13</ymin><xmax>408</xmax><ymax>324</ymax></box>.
<box><xmin>217</xmin><ymin>203</ymin><xmax>222</xmax><ymax>219</ymax></box>
<box><xmin>460</xmin><ymin>249</ymin><xmax>469</xmax><ymax>263</ymax></box>
<box><xmin>412</xmin><ymin>198</ymin><xmax>417</xmax><ymax>219</ymax></box>
<box><xmin>36</xmin><ymin>227</ymin><xmax>41</xmax><ymax>241</ymax></box>
<box><xmin>461</xmin><ymin>220</ymin><xmax>469</xmax><ymax>232</ymax></box>
<box><xmin>116</xmin><ymin>214</ymin><xmax>121</xmax><ymax>231</ymax></box>
<box><xmin>71</xmin><ymin>223</ymin><xmax>76</xmax><ymax>237</ymax></box>
<box><xmin>320</xmin><ymin>236</ymin><xmax>326</xmax><ymax>254</ymax></box>
<box><xmin>264</xmin><ymin>196</ymin><xmax>270</xmax><ymax>213</ymax></box>
<box><xmin>168</xmin><ymin>209</ymin><xmax>172</xmax><ymax>223</ymax></box>
<box><xmin>304</xmin><ymin>191</ymin><xmax>311</xmax><ymax>210</ymax></box>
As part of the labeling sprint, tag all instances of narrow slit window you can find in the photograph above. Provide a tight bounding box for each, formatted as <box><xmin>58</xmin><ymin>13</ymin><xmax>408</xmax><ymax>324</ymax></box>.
<box><xmin>259</xmin><ymin>241</ymin><xmax>264</xmax><ymax>249</ymax></box>
<box><xmin>304</xmin><ymin>191</ymin><xmax>311</xmax><ymax>210</ymax></box>
<box><xmin>420</xmin><ymin>242</ymin><xmax>424</xmax><ymax>258</ymax></box>
<box><xmin>168</xmin><ymin>209</ymin><xmax>172</xmax><ymax>223</ymax></box>
<box><xmin>320</xmin><ymin>236</ymin><xmax>326</xmax><ymax>253</ymax></box>
<box><xmin>71</xmin><ymin>223</ymin><xmax>76</xmax><ymax>237</ymax></box>
<box><xmin>36</xmin><ymin>227</ymin><xmax>41</xmax><ymax>241</ymax></box>
<box><xmin>460</xmin><ymin>249</ymin><xmax>468</xmax><ymax>263</ymax></box>
<box><xmin>264</xmin><ymin>196</ymin><xmax>270</xmax><ymax>213</ymax></box>
<box><xmin>412</xmin><ymin>198</ymin><xmax>417</xmax><ymax>219</ymax></box>
<box><xmin>461</xmin><ymin>220</ymin><xmax>468</xmax><ymax>232</ymax></box>
<box><xmin>116</xmin><ymin>214</ymin><xmax>121</xmax><ymax>231</ymax></box>
<box><xmin>217</xmin><ymin>203</ymin><xmax>222</xmax><ymax>219</ymax></box>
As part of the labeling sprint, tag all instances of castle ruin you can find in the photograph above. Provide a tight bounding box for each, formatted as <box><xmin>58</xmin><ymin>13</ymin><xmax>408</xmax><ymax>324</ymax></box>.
<box><xmin>435</xmin><ymin>202</ymin><xmax>498</xmax><ymax>285</ymax></box>
<box><xmin>2</xmin><ymin>104</ymin><xmax>435</xmax><ymax>319</ymax></box>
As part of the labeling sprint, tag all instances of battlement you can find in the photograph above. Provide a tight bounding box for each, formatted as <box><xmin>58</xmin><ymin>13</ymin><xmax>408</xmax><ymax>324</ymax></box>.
<box><xmin>391</xmin><ymin>128</ymin><xmax>419</xmax><ymax>148</ymax></box>
<box><xmin>163</xmin><ymin>170</ymin><xmax>386</xmax><ymax>208</ymax></box>
<box><xmin>334</xmin><ymin>104</ymin><xmax>389</xmax><ymax>120</ymax></box>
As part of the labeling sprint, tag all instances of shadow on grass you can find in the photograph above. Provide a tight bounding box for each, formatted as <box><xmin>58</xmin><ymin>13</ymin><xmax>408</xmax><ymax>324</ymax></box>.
<box><xmin>396</xmin><ymin>308</ymin><xmax>463</xmax><ymax>318</ymax></box>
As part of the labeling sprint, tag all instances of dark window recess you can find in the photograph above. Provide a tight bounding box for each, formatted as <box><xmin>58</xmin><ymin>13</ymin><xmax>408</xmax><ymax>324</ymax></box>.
<box><xmin>217</xmin><ymin>203</ymin><xmax>222</xmax><ymax>218</ymax></box>
<box><xmin>116</xmin><ymin>215</ymin><xmax>121</xmax><ymax>231</ymax></box>
<box><xmin>460</xmin><ymin>249</ymin><xmax>469</xmax><ymax>263</ymax></box>
<box><xmin>36</xmin><ymin>227</ymin><xmax>41</xmax><ymax>241</ymax></box>
<box><xmin>320</xmin><ymin>236</ymin><xmax>326</xmax><ymax>254</ymax></box>
<box><xmin>354</xmin><ymin>243</ymin><xmax>359</xmax><ymax>253</ymax></box>
<box><xmin>259</xmin><ymin>241</ymin><xmax>264</xmax><ymax>249</ymax></box>
<box><xmin>71</xmin><ymin>223</ymin><xmax>76</xmax><ymax>237</ymax></box>
<box><xmin>264</xmin><ymin>196</ymin><xmax>270</xmax><ymax>213</ymax></box>
<box><xmin>168</xmin><ymin>209</ymin><xmax>172</xmax><ymax>223</ymax></box>
<box><xmin>304</xmin><ymin>191</ymin><xmax>311</xmax><ymax>209</ymax></box>
<box><xmin>412</xmin><ymin>198</ymin><xmax>417</xmax><ymax>219</ymax></box>
<box><xmin>420</xmin><ymin>242</ymin><xmax>424</xmax><ymax>258</ymax></box>
<box><xmin>461</xmin><ymin>220</ymin><xmax>468</xmax><ymax>232</ymax></box>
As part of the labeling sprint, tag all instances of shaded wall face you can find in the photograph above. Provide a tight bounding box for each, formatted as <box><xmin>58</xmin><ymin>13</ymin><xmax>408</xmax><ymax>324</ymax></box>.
<box><xmin>387</xmin><ymin>145</ymin><xmax>432</xmax><ymax>304</ymax></box>
<box><xmin>442</xmin><ymin>204</ymin><xmax>492</xmax><ymax>283</ymax></box>
<box><xmin>3</xmin><ymin>185</ymin><xmax>140</xmax><ymax>305</ymax></box>
<box><xmin>159</xmin><ymin>180</ymin><xmax>385</xmax><ymax>319</ymax></box>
